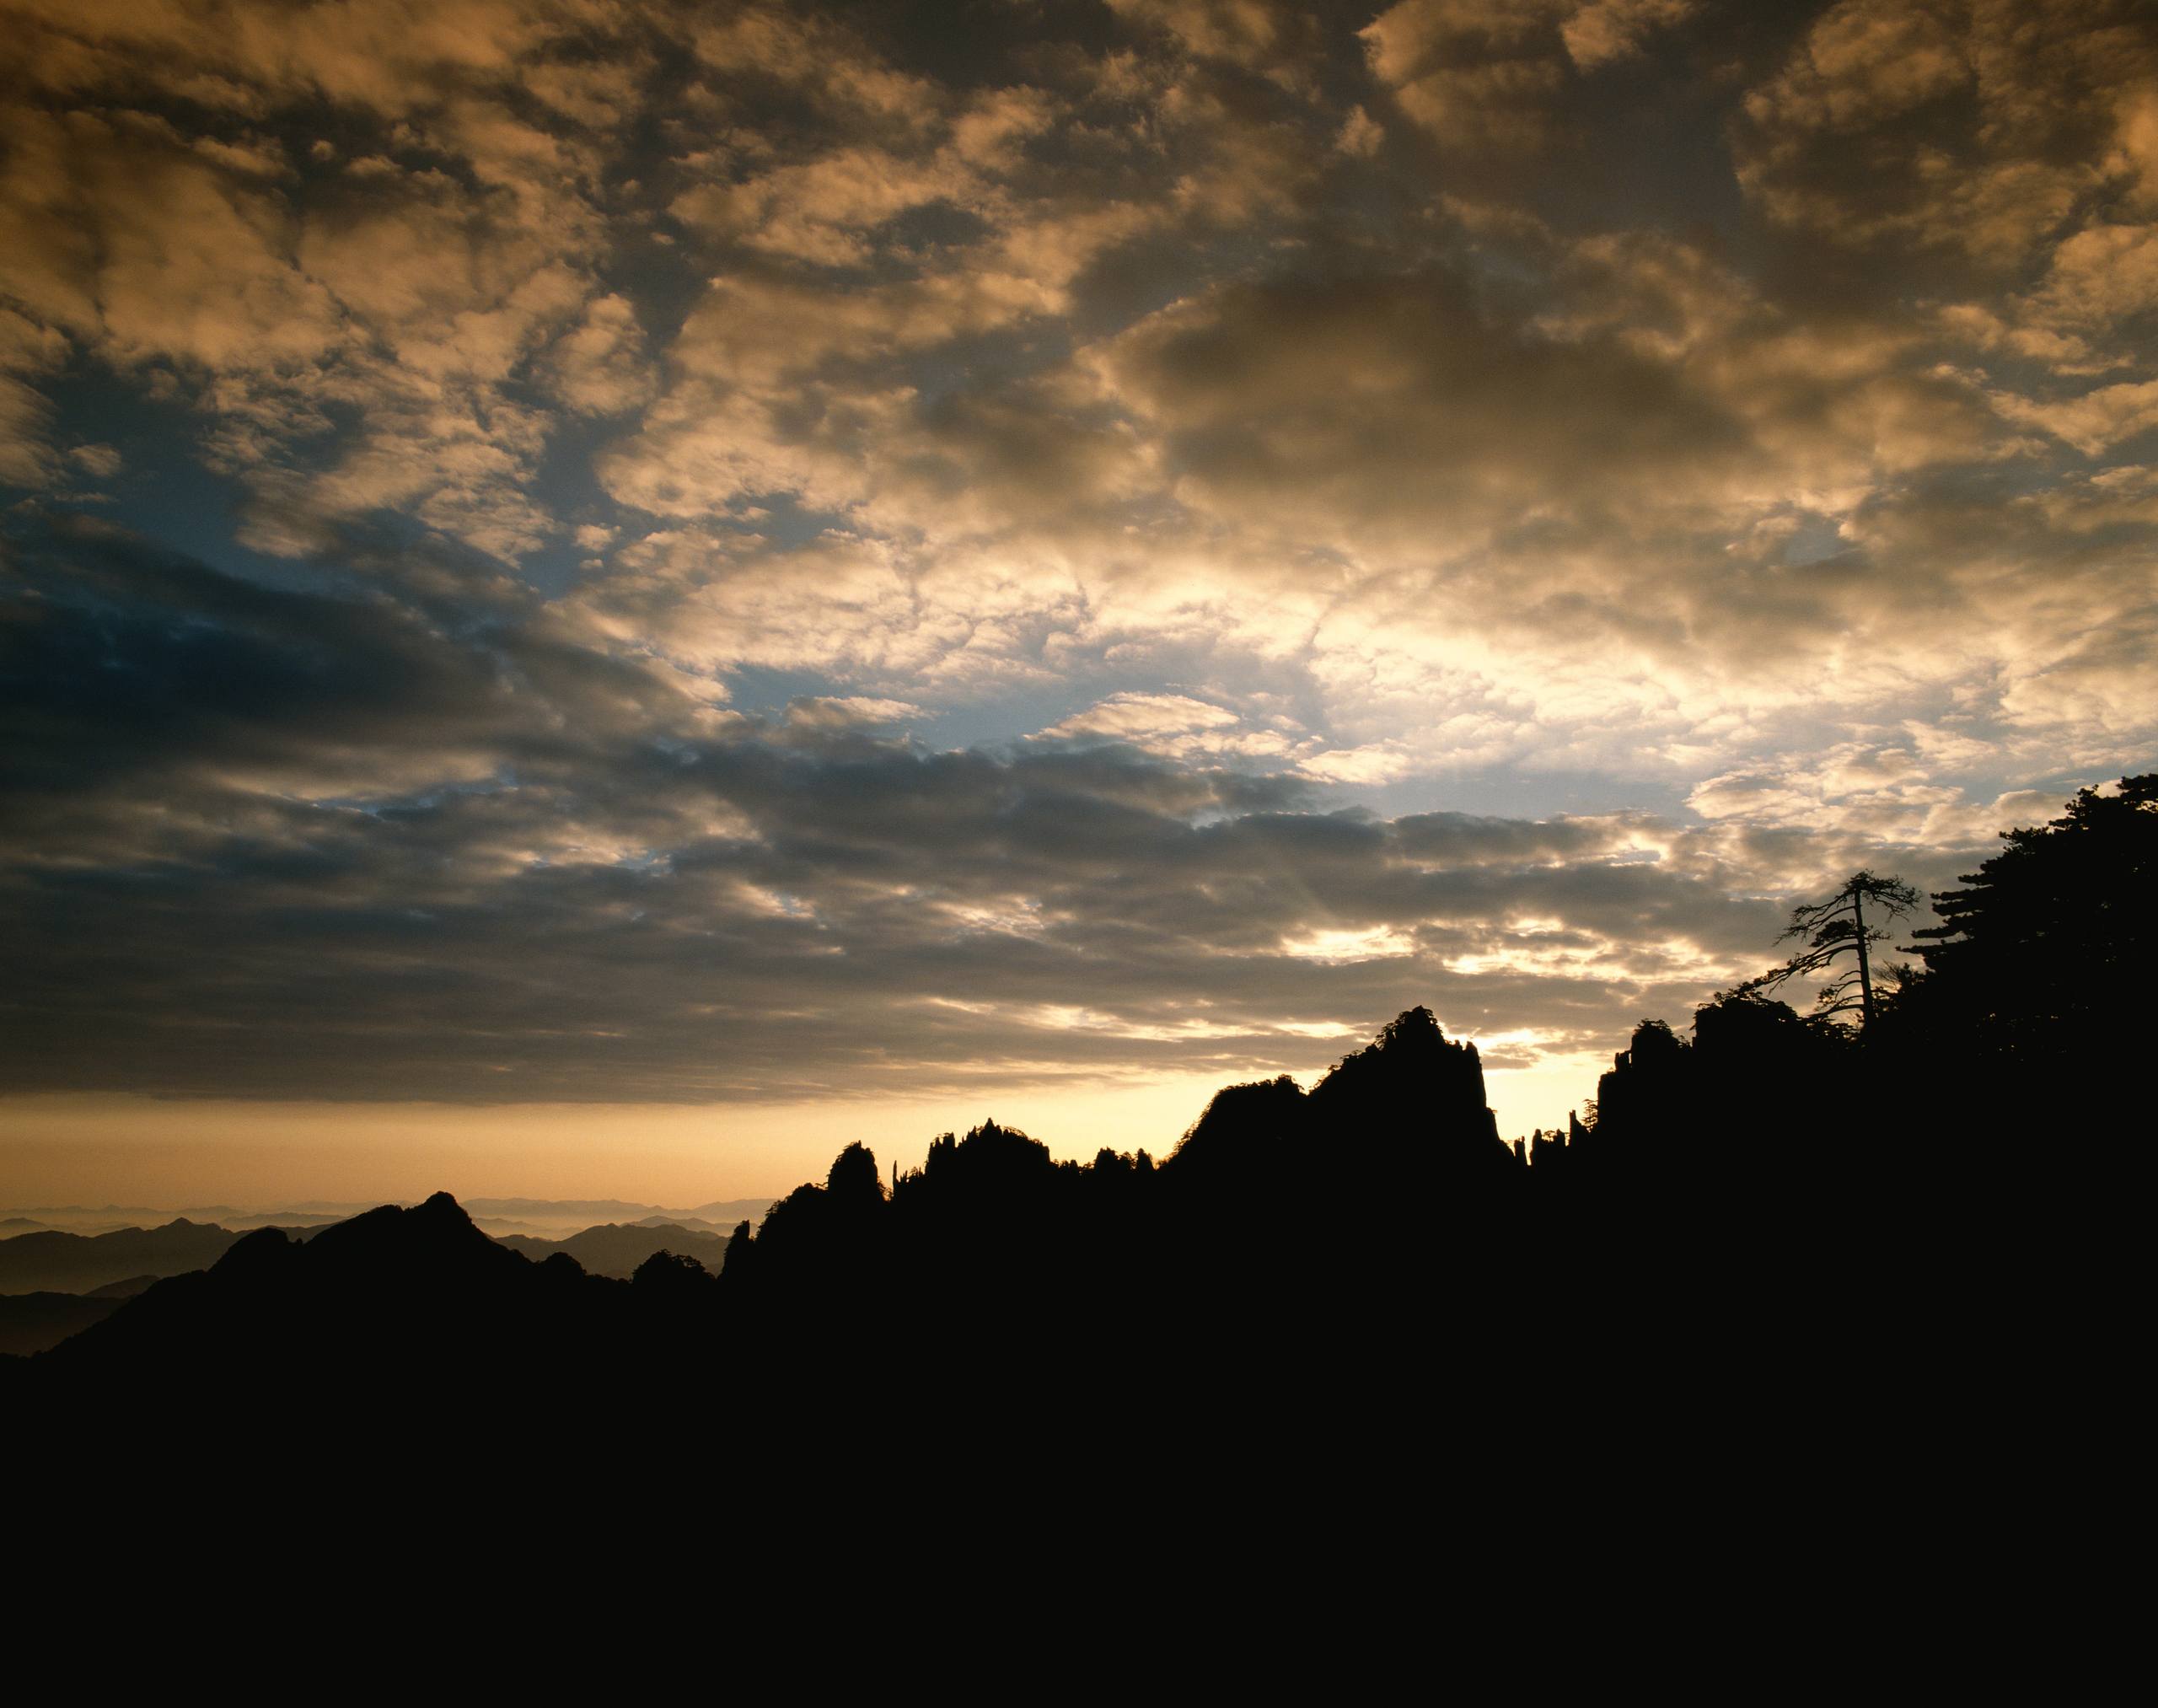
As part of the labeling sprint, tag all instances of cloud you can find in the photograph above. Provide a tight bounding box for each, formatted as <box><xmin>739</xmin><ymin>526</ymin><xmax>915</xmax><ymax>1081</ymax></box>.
<box><xmin>690</xmin><ymin>3</ymin><xmax>939</xmax><ymax>133</ymax></box>
<box><xmin>0</xmin><ymin>1</ymin><xmax>629</xmax><ymax>572</ymax></box>
<box><xmin>2028</xmin><ymin>223</ymin><xmax>2158</xmax><ymax>328</ymax></box>
<box><xmin>566</xmin><ymin>185</ymin><xmax>2146</xmax><ymax>798</ymax></box>
<box><xmin>1357</xmin><ymin>0</ymin><xmax>1693</xmax><ymax>149</ymax></box>
<box><xmin>1559</xmin><ymin>0</ymin><xmax>1694</xmax><ymax>71</ymax></box>
<box><xmin>1733</xmin><ymin>0</ymin><xmax>2155</xmax><ymax>266</ymax></box>
<box><xmin>1</xmin><ymin>1</ymin><xmax>2153</xmax><ymax>1121</ymax></box>
<box><xmin>1108</xmin><ymin>1</ymin><xmax>1309</xmax><ymax>70</ymax></box>
<box><xmin>0</xmin><ymin>308</ymin><xmax>67</xmax><ymax>486</ymax></box>
<box><xmin>3</xmin><ymin>0</ymin><xmax>610</xmax><ymax>120</ymax></box>
<box><xmin>1036</xmin><ymin>691</ymin><xmax>1307</xmax><ymax>763</ymax></box>
<box><xmin>1361</xmin><ymin>0</ymin><xmax>1573</xmax><ymax>152</ymax></box>
<box><xmin>1093</xmin><ymin>264</ymin><xmax>1746</xmax><ymax>536</ymax></box>
<box><xmin>1990</xmin><ymin>379</ymin><xmax>2158</xmax><ymax>457</ymax></box>
<box><xmin>8</xmin><ymin>519</ymin><xmax>2056</xmax><ymax>1104</ymax></box>
<box><xmin>1042</xmin><ymin>692</ymin><xmax>1242</xmax><ymax>743</ymax></box>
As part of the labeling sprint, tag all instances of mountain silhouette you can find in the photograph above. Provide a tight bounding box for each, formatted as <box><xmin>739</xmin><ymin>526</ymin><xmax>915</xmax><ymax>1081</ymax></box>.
<box><xmin>12</xmin><ymin>777</ymin><xmax>2145</xmax><ymax>1511</ymax></box>
<box><xmin>32</xmin><ymin>1191</ymin><xmax>623</xmax><ymax>1397</ymax></box>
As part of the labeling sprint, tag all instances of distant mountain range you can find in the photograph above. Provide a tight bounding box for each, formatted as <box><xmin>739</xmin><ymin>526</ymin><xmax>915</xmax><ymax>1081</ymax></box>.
<box><xmin>0</xmin><ymin>1203</ymin><xmax>379</xmax><ymax>1236</ymax></box>
<box><xmin>3</xmin><ymin>1195</ymin><xmax>773</xmax><ymax>1244</ymax></box>
<box><xmin>0</xmin><ymin>1219</ymin><xmax>276</xmax><ymax>1295</ymax></box>
<box><xmin>494</xmin><ymin>1221</ymin><xmax>738</xmax><ymax>1278</ymax></box>
<box><xmin>1</xmin><ymin>1205</ymin><xmax>762</xmax><ymax>1296</ymax></box>
<box><xmin>461</xmin><ymin>1198</ymin><xmax>773</xmax><ymax>1238</ymax></box>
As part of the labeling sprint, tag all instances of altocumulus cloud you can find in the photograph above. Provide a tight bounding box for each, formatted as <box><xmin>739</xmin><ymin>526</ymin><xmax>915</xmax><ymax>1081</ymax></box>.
<box><xmin>0</xmin><ymin>0</ymin><xmax>2153</xmax><ymax>1109</ymax></box>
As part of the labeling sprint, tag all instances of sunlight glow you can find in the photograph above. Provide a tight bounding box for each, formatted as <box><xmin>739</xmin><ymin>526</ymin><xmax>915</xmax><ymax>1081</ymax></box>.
<box><xmin>1279</xmin><ymin>926</ymin><xmax>1420</xmax><ymax>964</ymax></box>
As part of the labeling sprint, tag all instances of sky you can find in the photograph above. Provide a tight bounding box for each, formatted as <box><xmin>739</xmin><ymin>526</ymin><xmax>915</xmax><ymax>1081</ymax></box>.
<box><xmin>3</xmin><ymin>0</ymin><xmax>2155</xmax><ymax>1206</ymax></box>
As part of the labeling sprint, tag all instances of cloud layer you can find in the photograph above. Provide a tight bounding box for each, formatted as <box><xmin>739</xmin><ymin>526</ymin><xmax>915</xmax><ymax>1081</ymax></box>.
<box><xmin>2</xmin><ymin>0</ymin><xmax>2151</xmax><ymax>1109</ymax></box>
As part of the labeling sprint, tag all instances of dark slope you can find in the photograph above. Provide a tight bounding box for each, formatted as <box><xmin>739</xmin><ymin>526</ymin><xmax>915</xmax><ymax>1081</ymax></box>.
<box><xmin>0</xmin><ymin>1292</ymin><xmax>124</xmax><ymax>1356</ymax></box>
<box><xmin>83</xmin><ymin>1274</ymin><xmax>162</xmax><ymax>1299</ymax></box>
<box><xmin>0</xmin><ymin>1272</ymin><xmax>165</xmax><ymax>1358</ymax></box>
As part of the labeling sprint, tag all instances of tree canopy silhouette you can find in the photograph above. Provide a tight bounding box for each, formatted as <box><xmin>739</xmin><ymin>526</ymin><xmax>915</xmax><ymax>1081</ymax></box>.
<box><xmin>1903</xmin><ymin>774</ymin><xmax>2155</xmax><ymax>1061</ymax></box>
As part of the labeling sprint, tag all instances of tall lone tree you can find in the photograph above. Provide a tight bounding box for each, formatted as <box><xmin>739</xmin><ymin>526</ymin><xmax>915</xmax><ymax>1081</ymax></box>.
<box><xmin>1744</xmin><ymin>870</ymin><xmax>1921</xmax><ymax>1030</ymax></box>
